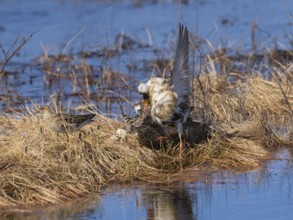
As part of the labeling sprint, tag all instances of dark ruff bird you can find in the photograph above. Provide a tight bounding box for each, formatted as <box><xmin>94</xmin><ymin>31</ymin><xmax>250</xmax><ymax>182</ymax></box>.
<box><xmin>138</xmin><ymin>24</ymin><xmax>192</xmax><ymax>170</ymax></box>
<box><xmin>39</xmin><ymin>106</ymin><xmax>96</xmax><ymax>133</ymax></box>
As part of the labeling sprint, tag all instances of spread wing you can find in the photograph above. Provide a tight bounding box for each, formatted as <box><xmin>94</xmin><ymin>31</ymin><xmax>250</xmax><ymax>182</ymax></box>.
<box><xmin>171</xmin><ymin>23</ymin><xmax>191</xmax><ymax>108</ymax></box>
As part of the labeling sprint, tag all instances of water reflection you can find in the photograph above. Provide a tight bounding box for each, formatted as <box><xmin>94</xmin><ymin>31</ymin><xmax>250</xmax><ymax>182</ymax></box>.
<box><xmin>0</xmin><ymin>194</ymin><xmax>101</xmax><ymax>220</ymax></box>
<box><xmin>85</xmin><ymin>148</ymin><xmax>293</xmax><ymax>220</ymax></box>
<box><xmin>143</xmin><ymin>189</ymin><xmax>196</xmax><ymax>220</ymax></box>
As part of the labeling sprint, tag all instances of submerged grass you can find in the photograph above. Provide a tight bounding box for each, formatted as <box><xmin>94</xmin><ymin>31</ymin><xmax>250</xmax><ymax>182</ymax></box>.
<box><xmin>0</xmin><ymin>66</ymin><xmax>292</xmax><ymax>207</ymax></box>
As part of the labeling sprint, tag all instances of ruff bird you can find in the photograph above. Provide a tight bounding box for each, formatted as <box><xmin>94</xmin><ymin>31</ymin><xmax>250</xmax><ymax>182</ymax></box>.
<box><xmin>119</xmin><ymin>99</ymin><xmax>150</xmax><ymax>133</ymax></box>
<box><xmin>138</xmin><ymin>23</ymin><xmax>192</xmax><ymax>169</ymax></box>
<box><xmin>38</xmin><ymin>106</ymin><xmax>95</xmax><ymax>141</ymax></box>
<box><xmin>120</xmin><ymin>108</ymin><xmax>169</xmax><ymax>148</ymax></box>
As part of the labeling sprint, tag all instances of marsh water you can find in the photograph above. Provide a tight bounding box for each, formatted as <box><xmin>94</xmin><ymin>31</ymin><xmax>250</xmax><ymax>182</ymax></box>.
<box><xmin>1</xmin><ymin>0</ymin><xmax>292</xmax><ymax>111</ymax></box>
<box><xmin>1</xmin><ymin>0</ymin><xmax>293</xmax><ymax>219</ymax></box>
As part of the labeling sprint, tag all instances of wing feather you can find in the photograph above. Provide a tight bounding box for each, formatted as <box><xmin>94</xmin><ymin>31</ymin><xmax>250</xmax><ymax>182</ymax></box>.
<box><xmin>171</xmin><ymin>23</ymin><xmax>191</xmax><ymax>108</ymax></box>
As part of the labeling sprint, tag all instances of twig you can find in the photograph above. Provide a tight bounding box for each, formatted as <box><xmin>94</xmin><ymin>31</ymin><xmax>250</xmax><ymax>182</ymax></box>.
<box><xmin>61</xmin><ymin>27</ymin><xmax>85</xmax><ymax>56</ymax></box>
<box><xmin>0</xmin><ymin>31</ymin><xmax>37</xmax><ymax>76</ymax></box>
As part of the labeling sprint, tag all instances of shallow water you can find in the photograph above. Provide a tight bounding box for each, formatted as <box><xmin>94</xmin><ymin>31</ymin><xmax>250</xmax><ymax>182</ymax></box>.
<box><xmin>2</xmin><ymin>147</ymin><xmax>293</xmax><ymax>220</ymax></box>
<box><xmin>0</xmin><ymin>0</ymin><xmax>292</xmax><ymax>110</ymax></box>
<box><xmin>73</xmin><ymin>148</ymin><xmax>293</xmax><ymax>220</ymax></box>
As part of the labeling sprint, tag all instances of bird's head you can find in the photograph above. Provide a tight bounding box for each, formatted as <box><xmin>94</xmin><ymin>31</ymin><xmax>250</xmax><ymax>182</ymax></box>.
<box><xmin>133</xmin><ymin>95</ymin><xmax>151</xmax><ymax>116</ymax></box>
<box><xmin>142</xmin><ymin>93</ymin><xmax>151</xmax><ymax>112</ymax></box>
<box><xmin>137</xmin><ymin>82</ymin><xmax>151</xmax><ymax>114</ymax></box>
<box><xmin>138</xmin><ymin>83</ymin><xmax>148</xmax><ymax>94</ymax></box>
<box><xmin>36</xmin><ymin>105</ymin><xmax>54</xmax><ymax>120</ymax></box>
<box><xmin>133</xmin><ymin>100</ymin><xmax>143</xmax><ymax>115</ymax></box>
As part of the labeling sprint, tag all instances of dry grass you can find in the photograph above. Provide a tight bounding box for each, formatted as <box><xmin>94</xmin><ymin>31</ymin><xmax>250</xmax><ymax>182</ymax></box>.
<box><xmin>0</xmin><ymin>113</ymin><xmax>157</xmax><ymax>207</ymax></box>
<box><xmin>188</xmin><ymin>66</ymin><xmax>293</xmax><ymax>170</ymax></box>
<box><xmin>0</xmin><ymin>64</ymin><xmax>292</xmax><ymax>207</ymax></box>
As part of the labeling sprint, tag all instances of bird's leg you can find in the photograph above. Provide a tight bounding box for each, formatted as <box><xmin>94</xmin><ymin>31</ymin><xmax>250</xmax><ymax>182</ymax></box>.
<box><xmin>176</xmin><ymin>122</ymin><xmax>184</xmax><ymax>171</ymax></box>
<box><xmin>178</xmin><ymin>132</ymin><xmax>183</xmax><ymax>171</ymax></box>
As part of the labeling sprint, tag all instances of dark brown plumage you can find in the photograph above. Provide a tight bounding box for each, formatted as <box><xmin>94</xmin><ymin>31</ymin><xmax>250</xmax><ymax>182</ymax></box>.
<box><xmin>39</xmin><ymin>106</ymin><xmax>95</xmax><ymax>133</ymax></box>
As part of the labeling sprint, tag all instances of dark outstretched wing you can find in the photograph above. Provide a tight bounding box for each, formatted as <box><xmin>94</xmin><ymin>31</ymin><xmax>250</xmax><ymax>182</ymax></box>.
<box><xmin>171</xmin><ymin>23</ymin><xmax>191</xmax><ymax>107</ymax></box>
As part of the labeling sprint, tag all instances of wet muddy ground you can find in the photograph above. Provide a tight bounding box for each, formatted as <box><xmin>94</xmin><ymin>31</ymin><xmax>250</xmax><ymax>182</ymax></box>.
<box><xmin>0</xmin><ymin>0</ymin><xmax>293</xmax><ymax>219</ymax></box>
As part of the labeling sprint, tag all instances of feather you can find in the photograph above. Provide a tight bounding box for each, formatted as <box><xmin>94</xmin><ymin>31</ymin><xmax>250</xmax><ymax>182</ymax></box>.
<box><xmin>171</xmin><ymin>23</ymin><xmax>191</xmax><ymax>111</ymax></box>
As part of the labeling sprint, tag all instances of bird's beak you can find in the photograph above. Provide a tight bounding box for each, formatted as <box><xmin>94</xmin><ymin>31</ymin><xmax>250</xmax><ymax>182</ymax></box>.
<box><xmin>138</xmin><ymin>97</ymin><xmax>150</xmax><ymax>122</ymax></box>
<box><xmin>143</xmin><ymin>97</ymin><xmax>150</xmax><ymax>112</ymax></box>
<box><xmin>141</xmin><ymin>93</ymin><xmax>149</xmax><ymax>112</ymax></box>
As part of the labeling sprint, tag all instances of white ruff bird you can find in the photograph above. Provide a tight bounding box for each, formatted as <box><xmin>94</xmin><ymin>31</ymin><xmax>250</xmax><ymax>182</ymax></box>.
<box><xmin>138</xmin><ymin>24</ymin><xmax>191</xmax><ymax>169</ymax></box>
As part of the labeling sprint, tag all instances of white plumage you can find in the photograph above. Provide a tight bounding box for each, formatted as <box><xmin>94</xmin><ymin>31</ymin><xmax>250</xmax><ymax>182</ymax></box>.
<box><xmin>138</xmin><ymin>23</ymin><xmax>191</xmax><ymax>169</ymax></box>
